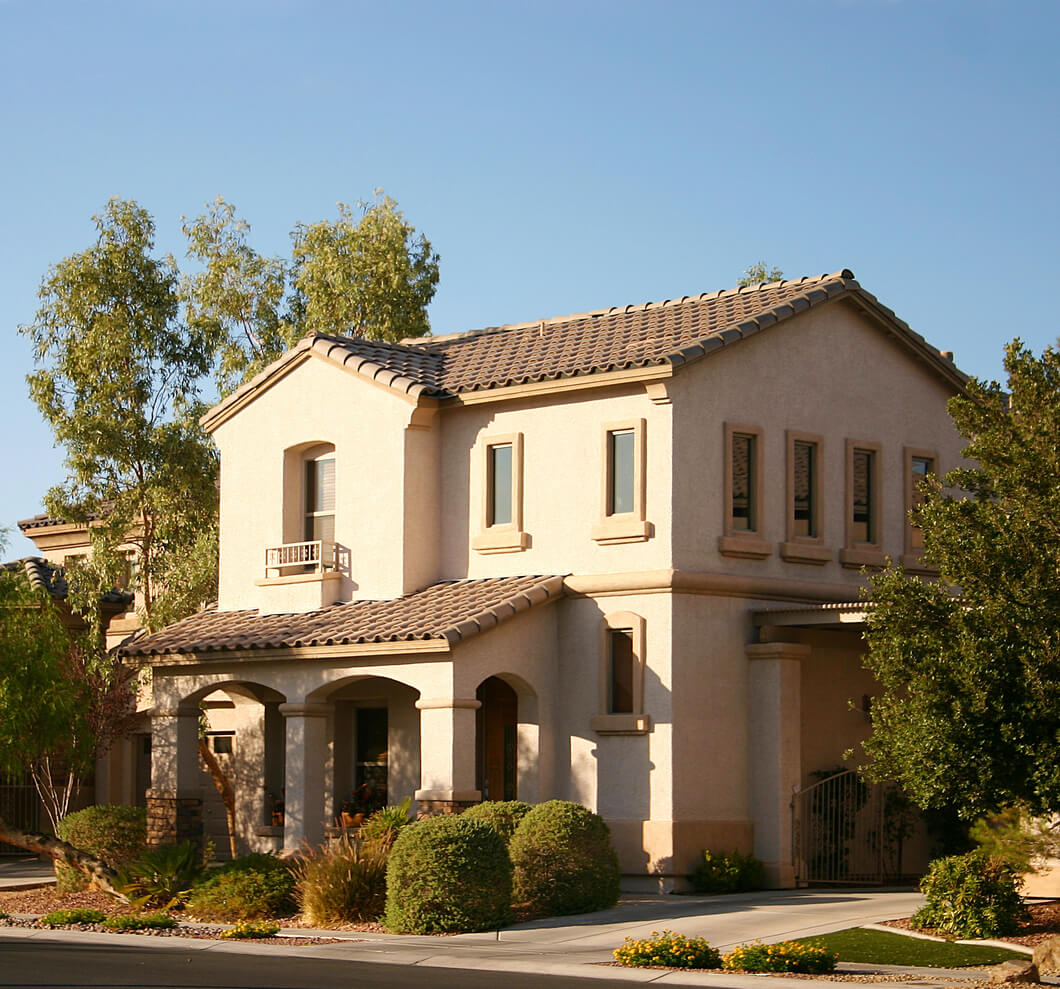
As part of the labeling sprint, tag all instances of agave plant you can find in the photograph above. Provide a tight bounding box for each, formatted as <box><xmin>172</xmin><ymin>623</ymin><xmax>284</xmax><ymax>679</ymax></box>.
<box><xmin>114</xmin><ymin>841</ymin><xmax>205</xmax><ymax>910</ymax></box>
<box><xmin>358</xmin><ymin>797</ymin><xmax>414</xmax><ymax>851</ymax></box>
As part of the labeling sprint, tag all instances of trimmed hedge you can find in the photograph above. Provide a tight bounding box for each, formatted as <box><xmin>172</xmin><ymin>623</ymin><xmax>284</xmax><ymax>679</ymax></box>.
<box><xmin>384</xmin><ymin>816</ymin><xmax>512</xmax><ymax>933</ymax></box>
<box><xmin>691</xmin><ymin>849</ymin><xmax>766</xmax><ymax>894</ymax></box>
<box><xmin>510</xmin><ymin>800</ymin><xmax>620</xmax><ymax>917</ymax></box>
<box><xmin>186</xmin><ymin>854</ymin><xmax>296</xmax><ymax>921</ymax></box>
<box><xmin>460</xmin><ymin>800</ymin><xmax>533</xmax><ymax>846</ymax></box>
<box><xmin>55</xmin><ymin>805</ymin><xmax>147</xmax><ymax>892</ymax></box>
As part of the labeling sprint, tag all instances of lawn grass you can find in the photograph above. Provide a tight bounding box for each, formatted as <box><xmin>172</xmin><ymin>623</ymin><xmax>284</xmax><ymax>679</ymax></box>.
<box><xmin>792</xmin><ymin>928</ymin><xmax>1027</xmax><ymax>967</ymax></box>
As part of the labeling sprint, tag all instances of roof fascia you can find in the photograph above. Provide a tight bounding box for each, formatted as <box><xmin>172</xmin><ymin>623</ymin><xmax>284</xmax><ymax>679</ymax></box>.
<box><xmin>130</xmin><ymin>637</ymin><xmax>453</xmax><ymax>665</ymax></box>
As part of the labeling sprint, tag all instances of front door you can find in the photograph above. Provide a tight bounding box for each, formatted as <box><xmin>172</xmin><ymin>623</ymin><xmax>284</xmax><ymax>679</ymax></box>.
<box><xmin>476</xmin><ymin>677</ymin><xmax>517</xmax><ymax>801</ymax></box>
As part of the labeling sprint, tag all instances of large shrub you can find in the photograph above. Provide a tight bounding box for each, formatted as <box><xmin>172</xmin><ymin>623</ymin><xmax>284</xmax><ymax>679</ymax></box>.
<box><xmin>911</xmin><ymin>850</ymin><xmax>1028</xmax><ymax>938</ymax></box>
<box><xmin>55</xmin><ymin>805</ymin><xmax>147</xmax><ymax>892</ymax></box>
<box><xmin>384</xmin><ymin>816</ymin><xmax>512</xmax><ymax>933</ymax></box>
<box><xmin>691</xmin><ymin>849</ymin><xmax>766</xmax><ymax>894</ymax></box>
<box><xmin>294</xmin><ymin>837</ymin><xmax>388</xmax><ymax>925</ymax></box>
<box><xmin>461</xmin><ymin>800</ymin><xmax>533</xmax><ymax>846</ymax></box>
<box><xmin>509</xmin><ymin>800</ymin><xmax>620</xmax><ymax>918</ymax></box>
<box><xmin>186</xmin><ymin>853</ymin><xmax>296</xmax><ymax>921</ymax></box>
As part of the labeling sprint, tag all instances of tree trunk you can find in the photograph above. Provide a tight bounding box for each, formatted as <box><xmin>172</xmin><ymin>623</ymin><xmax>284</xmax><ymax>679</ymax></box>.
<box><xmin>0</xmin><ymin>813</ymin><xmax>128</xmax><ymax>902</ymax></box>
<box><xmin>198</xmin><ymin>739</ymin><xmax>238</xmax><ymax>859</ymax></box>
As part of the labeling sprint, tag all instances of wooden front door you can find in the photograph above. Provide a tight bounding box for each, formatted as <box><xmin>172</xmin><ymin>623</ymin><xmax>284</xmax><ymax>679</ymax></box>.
<box><xmin>476</xmin><ymin>677</ymin><xmax>517</xmax><ymax>801</ymax></box>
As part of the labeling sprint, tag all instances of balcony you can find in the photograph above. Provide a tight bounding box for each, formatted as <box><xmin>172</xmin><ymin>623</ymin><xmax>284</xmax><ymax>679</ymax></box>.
<box><xmin>256</xmin><ymin>540</ymin><xmax>343</xmax><ymax>614</ymax></box>
<box><xmin>264</xmin><ymin>540</ymin><xmax>336</xmax><ymax>578</ymax></box>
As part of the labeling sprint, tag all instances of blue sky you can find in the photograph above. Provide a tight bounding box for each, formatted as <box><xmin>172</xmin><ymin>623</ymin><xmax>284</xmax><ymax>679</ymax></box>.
<box><xmin>2</xmin><ymin>0</ymin><xmax>1057</xmax><ymax>557</ymax></box>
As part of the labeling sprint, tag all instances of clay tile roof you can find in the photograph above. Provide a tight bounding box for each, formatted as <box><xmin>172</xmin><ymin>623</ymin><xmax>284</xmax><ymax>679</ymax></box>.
<box><xmin>119</xmin><ymin>574</ymin><xmax>566</xmax><ymax>658</ymax></box>
<box><xmin>0</xmin><ymin>557</ymin><xmax>133</xmax><ymax>606</ymax></box>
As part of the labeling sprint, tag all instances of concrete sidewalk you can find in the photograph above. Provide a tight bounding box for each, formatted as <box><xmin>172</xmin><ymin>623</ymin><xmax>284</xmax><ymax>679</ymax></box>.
<box><xmin>0</xmin><ymin>861</ymin><xmax>1031</xmax><ymax>986</ymax></box>
<box><xmin>0</xmin><ymin>856</ymin><xmax>55</xmax><ymax>889</ymax></box>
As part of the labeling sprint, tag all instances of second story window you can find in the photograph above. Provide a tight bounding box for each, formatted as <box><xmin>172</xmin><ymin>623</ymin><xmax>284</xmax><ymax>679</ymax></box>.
<box><xmin>472</xmin><ymin>432</ymin><xmax>528</xmax><ymax>554</ymax></box>
<box><xmin>488</xmin><ymin>443</ymin><xmax>513</xmax><ymax>527</ymax></box>
<box><xmin>592</xmin><ymin>418</ymin><xmax>651</xmax><ymax>544</ymax></box>
<box><xmin>608</xmin><ymin>429</ymin><xmax>635</xmax><ymax>516</ymax></box>
<box><xmin>851</xmin><ymin>448</ymin><xmax>875</xmax><ymax>543</ymax></box>
<box><xmin>903</xmin><ymin>447</ymin><xmax>938</xmax><ymax>566</ymax></box>
<box><xmin>792</xmin><ymin>440</ymin><xmax>817</xmax><ymax>538</ymax></box>
<box><xmin>731</xmin><ymin>432</ymin><xmax>756</xmax><ymax>531</ymax></box>
<box><xmin>305</xmin><ymin>453</ymin><xmax>336</xmax><ymax>545</ymax></box>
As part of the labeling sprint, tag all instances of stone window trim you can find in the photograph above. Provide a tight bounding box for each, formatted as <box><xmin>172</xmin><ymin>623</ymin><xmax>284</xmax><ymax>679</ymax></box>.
<box><xmin>901</xmin><ymin>445</ymin><xmax>940</xmax><ymax>572</ymax></box>
<box><xmin>591</xmin><ymin>418</ymin><xmax>651</xmax><ymax>545</ymax></box>
<box><xmin>840</xmin><ymin>438</ymin><xmax>887</xmax><ymax>570</ymax></box>
<box><xmin>591</xmin><ymin>611</ymin><xmax>651</xmax><ymax>735</ymax></box>
<box><xmin>719</xmin><ymin>422</ymin><xmax>771</xmax><ymax>560</ymax></box>
<box><xmin>472</xmin><ymin>431</ymin><xmax>529</xmax><ymax>554</ymax></box>
<box><xmin>781</xmin><ymin>430</ymin><xmax>831</xmax><ymax>565</ymax></box>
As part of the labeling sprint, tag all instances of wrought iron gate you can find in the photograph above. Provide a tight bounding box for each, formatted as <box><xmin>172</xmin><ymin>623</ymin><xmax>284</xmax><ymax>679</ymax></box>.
<box><xmin>791</xmin><ymin>770</ymin><xmax>912</xmax><ymax>886</ymax></box>
<box><xmin>0</xmin><ymin>773</ymin><xmax>40</xmax><ymax>855</ymax></box>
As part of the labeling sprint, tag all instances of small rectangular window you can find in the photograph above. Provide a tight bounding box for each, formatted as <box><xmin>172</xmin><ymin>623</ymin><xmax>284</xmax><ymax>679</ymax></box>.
<box><xmin>731</xmin><ymin>433</ymin><xmax>756</xmax><ymax>531</ymax></box>
<box><xmin>908</xmin><ymin>454</ymin><xmax>934</xmax><ymax>551</ymax></box>
<box><xmin>793</xmin><ymin>440</ymin><xmax>817</xmax><ymax>538</ymax></box>
<box><xmin>609</xmin><ymin>629</ymin><xmax>634</xmax><ymax>714</ymax></box>
<box><xmin>608</xmin><ymin>429</ymin><xmax>635</xmax><ymax>516</ymax></box>
<box><xmin>210</xmin><ymin>733</ymin><xmax>234</xmax><ymax>755</ymax></box>
<box><xmin>488</xmin><ymin>443</ymin><xmax>513</xmax><ymax>527</ymax></box>
<box><xmin>851</xmin><ymin>448</ymin><xmax>875</xmax><ymax>543</ymax></box>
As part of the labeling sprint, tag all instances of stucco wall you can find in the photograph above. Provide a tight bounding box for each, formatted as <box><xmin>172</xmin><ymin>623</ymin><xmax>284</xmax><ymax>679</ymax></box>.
<box><xmin>669</xmin><ymin>300</ymin><xmax>964</xmax><ymax>579</ymax></box>
<box><xmin>211</xmin><ymin>355</ymin><xmax>422</xmax><ymax>609</ymax></box>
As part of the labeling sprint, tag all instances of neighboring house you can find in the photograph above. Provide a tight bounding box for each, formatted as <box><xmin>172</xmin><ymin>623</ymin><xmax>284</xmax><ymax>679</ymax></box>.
<box><xmin>118</xmin><ymin>269</ymin><xmax>967</xmax><ymax>888</ymax></box>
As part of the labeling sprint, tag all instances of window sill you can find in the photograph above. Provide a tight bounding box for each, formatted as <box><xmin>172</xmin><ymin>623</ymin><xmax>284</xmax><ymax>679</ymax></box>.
<box><xmin>591</xmin><ymin>713</ymin><xmax>651</xmax><ymax>735</ymax></box>
<box><xmin>471</xmin><ymin>528</ymin><xmax>530</xmax><ymax>554</ymax></box>
<box><xmin>718</xmin><ymin>535</ymin><xmax>772</xmax><ymax>560</ymax></box>
<box><xmin>838</xmin><ymin>547</ymin><xmax>888</xmax><ymax>570</ymax></box>
<box><xmin>591</xmin><ymin>517</ymin><xmax>652</xmax><ymax>545</ymax></box>
<box><xmin>900</xmin><ymin>553</ymin><xmax>938</xmax><ymax>575</ymax></box>
<box><xmin>780</xmin><ymin>541</ymin><xmax>832</xmax><ymax>565</ymax></box>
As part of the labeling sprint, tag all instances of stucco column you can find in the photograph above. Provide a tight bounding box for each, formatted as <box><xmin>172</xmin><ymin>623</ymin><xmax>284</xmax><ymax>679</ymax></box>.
<box><xmin>414</xmin><ymin>697</ymin><xmax>481</xmax><ymax>814</ymax></box>
<box><xmin>746</xmin><ymin>642</ymin><xmax>810</xmax><ymax>888</ymax></box>
<box><xmin>146</xmin><ymin>706</ymin><xmax>202</xmax><ymax>847</ymax></box>
<box><xmin>279</xmin><ymin>702</ymin><xmax>333</xmax><ymax>848</ymax></box>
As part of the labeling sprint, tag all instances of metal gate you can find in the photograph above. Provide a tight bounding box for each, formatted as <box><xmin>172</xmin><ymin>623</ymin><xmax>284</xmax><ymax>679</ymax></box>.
<box><xmin>0</xmin><ymin>773</ymin><xmax>40</xmax><ymax>855</ymax></box>
<box><xmin>791</xmin><ymin>770</ymin><xmax>912</xmax><ymax>886</ymax></box>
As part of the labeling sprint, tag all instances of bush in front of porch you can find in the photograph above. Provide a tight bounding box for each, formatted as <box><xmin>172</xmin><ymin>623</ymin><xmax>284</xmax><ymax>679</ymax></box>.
<box><xmin>55</xmin><ymin>806</ymin><xmax>147</xmax><ymax>892</ymax></box>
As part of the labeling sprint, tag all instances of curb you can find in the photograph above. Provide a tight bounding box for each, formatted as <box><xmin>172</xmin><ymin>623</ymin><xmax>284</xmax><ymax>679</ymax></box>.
<box><xmin>860</xmin><ymin>923</ymin><xmax>1035</xmax><ymax>956</ymax></box>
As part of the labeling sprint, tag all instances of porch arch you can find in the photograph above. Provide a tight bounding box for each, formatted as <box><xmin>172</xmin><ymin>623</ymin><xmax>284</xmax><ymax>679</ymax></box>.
<box><xmin>474</xmin><ymin>673</ymin><xmax>541</xmax><ymax>805</ymax></box>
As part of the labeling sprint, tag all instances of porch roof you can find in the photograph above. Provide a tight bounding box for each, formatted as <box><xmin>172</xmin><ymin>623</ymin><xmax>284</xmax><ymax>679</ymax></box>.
<box><xmin>119</xmin><ymin>574</ymin><xmax>565</xmax><ymax>657</ymax></box>
<box><xmin>753</xmin><ymin>601</ymin><xmax>870</xmax><ymax>630</ymax></box>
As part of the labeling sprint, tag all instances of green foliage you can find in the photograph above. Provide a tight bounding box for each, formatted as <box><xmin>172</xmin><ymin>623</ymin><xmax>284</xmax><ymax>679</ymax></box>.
<box><xmin>115</xmin><ymin>841</ymin><xmax>205</xmax><ymax>909</ymax></box>
<box><xmin>20</xmin><ymin>198</ymin><xmax>218</xmax><ymax>633</ymax></box>
<box><xmin>293</xmin><ymin>836</ymin><xmax>388</xmax><ymax>925</ymax></box>
<box><xmin>737</xmin><ymin>262</ymin><xmax>785</xmax><ymax>286</ymax></box>
<box><xmin>460</xmin><ymin>800</ymin><xmax>533</xmax><ymax>846</ymax></box>
<box><xmin>185</xmin><ymin>854</ymin><xmax>296</xmax><ymax>921</ymax></box>
<box><xmin>39</xmin><ymin>908</ymin><xmax>106</xmax><ymax>926</ymax></box>
<box><xmin>690</xmin><ymin>849</ymin><xmax>766</xmax><ymax>894</ymax></box>
<box><xmin>509</xmin><ymin>800</ymin><xmax>620</xmax><ymax>918</ymax></box>
<box><xmin>55</xmin><ymin>805</ymin><xmax>147</xmax><ymax>892</ymax></box>
<box><xmin>384</xmin><ymin>816</ymin><xmax>512</xmax><ymax>934</ymax></box>
<box><xmin>613</xmin><ymin>930</ymin><xmax>721</xmax><ymax>969</ymax></box>
<box><xmin>911</xmin><ymin>850</ymin><xmax>1029</xmax><ymax>938</ymax></box>
<box><xmin>797</xmin><ymin>927</ymin><xmax>1026</xmax><ymax>966</ymax></box>
<box><xmin>723</xmin><ymin>940</ymin><xmax>837</xmax><ymax>974</ymax></box>
<box><xmin>218</xmin><ymin>919</ymin><xmax>280</xmax><ymax>939</ymax></box>
<box><xmin>102</xmin><ymin>912</ymin><xmax>176</xmax><ymax>931</ymax></box>
<box><xmin>863</xmin><ymin>341</ymin><xmax>1060</xmax><ymax>818</ymax></box>
<box><xmin>292</xmin><ymin>193</ymin><xmax>439</xmax><ymax>342</ymax></box>
<box><xmin>358</xmin><ymin>797</ymin><xmax>413</xmax><ymax>851</ymax></box>
<box><xmin>971</xmin><ymin>806</ymin><xmax>1060</xmax><ymax>874</ymax></box>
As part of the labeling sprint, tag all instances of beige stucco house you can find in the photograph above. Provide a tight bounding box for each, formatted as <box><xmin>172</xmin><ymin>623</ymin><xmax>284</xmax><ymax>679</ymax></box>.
<box><xmin>115</xmin><ymin>269</ymin><xmax>967</xmax><ymax>888</ymax></box>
